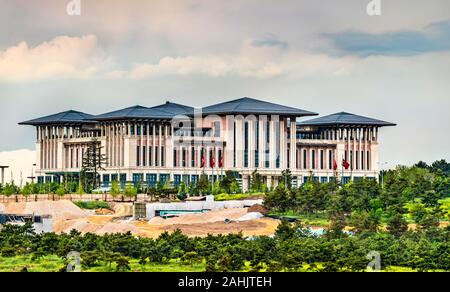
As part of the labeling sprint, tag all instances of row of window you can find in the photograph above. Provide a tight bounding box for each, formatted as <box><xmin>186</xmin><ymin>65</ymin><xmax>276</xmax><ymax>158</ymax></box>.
<box><xmin>136</xmin><ymin>146</ymin><xmax>164</xmax><ymax>167</ymax></box>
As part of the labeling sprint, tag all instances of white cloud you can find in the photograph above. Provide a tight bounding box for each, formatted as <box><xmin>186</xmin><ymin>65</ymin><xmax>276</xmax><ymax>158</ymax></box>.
<box><xmin>0</xmin><ymin>35</ymin><xmax>104</xmax><ymax>81</ymax></box>
<box><xmin>0</xmin><ymin>149</ymin><xmax>36</xmax><ymax>186</ymax></box>
<box><xmin>109</xmin><ymin>40</ymin><xmax>355</xmax><ymax>79</ymax></box>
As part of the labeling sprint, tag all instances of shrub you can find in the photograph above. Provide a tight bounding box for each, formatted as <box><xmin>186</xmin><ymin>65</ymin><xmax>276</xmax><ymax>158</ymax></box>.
<box><xmin>56</xmin><ymin>185</ymin><xmax>66</xmax><ymax>196</ymax></box>
<box><xmin>124</xmin><ymin>183</ymin><xmax>138</xmax><ymax>197</ymax></box>
<box><xmin>74</xmin><ymin>201</ymin><xmax>110</xmax><ymax>210</ymax></box>
<box><xmin>110</xmin><ymin>180</ymin><xmax>121</xmax><ymax>196</ymax></box>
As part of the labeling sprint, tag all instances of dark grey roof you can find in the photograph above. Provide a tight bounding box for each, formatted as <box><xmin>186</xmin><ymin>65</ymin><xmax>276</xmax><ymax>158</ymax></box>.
<box><xmin>299</xmin><ymin>112</ymin><xmax>396</xmax><ymax>127</ymax></box>
<box><xmin>200</xmin><ymin>97</ymin><xmax>318</xmax><ymax>116</ymax></box>
<box><xmin>92</xmin><ymin>105</ymin><xmax>170</xmax><ymax>121</ymax></box>
<box><xmin>92</xmin><ymin>102</ymin><xmax>194</xmax><ymax>121</ymax></box>
<box><xmin>150</xmin><ymin>101</ymin><xmax>194</xmax><ymax>116</ymax></box>
<box><xmin>19</xmin><ymin>110</ymin><xmax>94</xmax><ymax>126</ymax></box>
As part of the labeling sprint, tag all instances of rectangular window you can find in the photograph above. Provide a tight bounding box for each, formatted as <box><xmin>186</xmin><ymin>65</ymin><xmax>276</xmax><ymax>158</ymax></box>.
<box><xmin>70</xmin><ymin>148</ymin><xmax>73</xmax><ymax>168</ymax></box>
<box><xmin>174</xmin><ymin>174</ymin><xmax>182</xmax><ymax>187</ymax></box>
<box><xmin>149</xmin><ymin>147</ymin><xmax>153</xmax><ymax>166</ymax></box>
<box><xmin>161</xmin><ymin>146</ymin><xmax>165</xmax><ymax>166</ymax></box>
<box><xmin>328</xmin><ymin>151</ymin><xmax>332</xmax><ymax>170</ymax></box>
<box><xmin>173</xmin><ymin>149</ymin><xmax>177</xmax><ymax>167</ymax></box>
<box><xmin>311</xmin><ymin>150</ymin><xmax>316</xmax><ymax>170</ymax></box>
<box><xmin>367</xmin><ymin>151</ymin><xmax>370</xmax><ymax>170</ymax></box>
<box><xmin>214</xmin><ymin>121</ymin><xmax>220</xmax><ymax>138</ymax></box>
<box><xmin>142</xmin><ymin>146</ymin><xmax>146</xmax><ymax>167</ymax></box>
<box><xmin>137</xmin><ymin>124</ymin><xmax>141</xmax><ymax>135</ymax></box>
<box><xmin>155</xmin><ymin>147</ymin><xmax>159</xmax><ymax>167</ymax></box>
<box><xmin>132</xmin><ymin>173</ymin><xmax>144</xmax><ymax>186</ymax></box>
<box><xmin>320</xmin><ymin>150</ymin><xmax>324</xmax><ymax>170</ymax></box>
<box><xmin>191</xmin><ymin>147</ymin><xmax>195</xmax><ymax>167</ymax></box>
<box><xmin>146</xmin><ymin>174</ymin><xmax>157</xmax><ymax>187</ymax></box>
<box><xmin>182</xmin><ymin>148</ymin><xmax>186</xmax><ymax>167</ymax></box>
<box><xmin>350</xmin><ymin>151</ymin><xmax>353</xmax><ymax>170</ymax></box>
<box><xmin>356</xmin><ymin>151</ymin><xmax>359</xmax><ymax>170</ymax></box>
<box><xmin>76</xmin><ymin>149</ymin><xmax>79</xmax><ymax>168</ymax></box>
<box><xmin>361</xmin><ymin>151</ymin><xmax>365</xmax><ymax>170</ymax></box>
<box><xmin>303</xmin><ymin>149</ymin><xmax>307</xmax><ymax>169</ymax></box>
<box><xmin>136</xmin><ymin>146</ymin><xmax>140</xmax><ymax>166</ymax></box>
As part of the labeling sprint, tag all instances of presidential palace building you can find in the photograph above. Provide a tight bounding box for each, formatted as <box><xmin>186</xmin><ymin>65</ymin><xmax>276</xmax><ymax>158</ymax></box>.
<box><xmin>19</xmin><ymin>97</ymin><xmax>396</xmax><ymax>191</ymax></box>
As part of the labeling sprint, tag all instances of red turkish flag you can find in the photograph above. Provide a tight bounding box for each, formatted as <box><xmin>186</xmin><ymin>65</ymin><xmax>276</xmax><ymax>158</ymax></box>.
<box><xmin>219</xmin><ymin>156</ymin><xmax>224</xmax><ymax>168</ymax></box>
<box><xmin>201</xmin><ymin>155</ymin><xmax>206</xmax><ymax>168</ymax></box>
<box><xmin>210</xmin><ymin>156</ymin><xmax>215</xmax><ymax>168</ymax></box>
<box><xmin>342</xmin><ymin>159</ymin><xmax>350</xmax><ymax>170</ymax></box>
<box><xmin>333</xmin><ymin>159</ymin><xmax>338</xmax><ymax>171</ymax></box>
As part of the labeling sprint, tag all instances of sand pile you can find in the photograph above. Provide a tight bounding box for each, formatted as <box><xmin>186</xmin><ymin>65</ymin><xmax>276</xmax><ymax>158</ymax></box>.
<box><xmin>148</xmin><ymin>208</ymin><xmax>248</xmax><ymax>225</ymax></box>
<box><xmin>0</xmin><ymin>200</ymin><xmax>88</xmax><ymax>220</ymax></box>
<box><xmin>95</xmin><ymin>208</ymin><xmax>114</xmax><ymax>215</ymax></box>
<box><xmin>237</xmin><ymin>212</ymin><xmax>264</xmax><ymax>221</ymax></box>
<box><xmin>96</xmin><ymin>221</ymin><xmax>139</xmax><ymax>235</ymax></box>
<box><xmin>54</xmin><ymin>219</ymin><xmax>100</xmax><ymax>234</ymax></box>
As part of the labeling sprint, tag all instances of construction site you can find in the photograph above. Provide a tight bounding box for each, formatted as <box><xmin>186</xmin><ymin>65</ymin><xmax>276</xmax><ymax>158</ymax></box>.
<box><xmin>0</xmin><ymin>199</ymin><xmax>279</xmax><ymax>238</ymax></box>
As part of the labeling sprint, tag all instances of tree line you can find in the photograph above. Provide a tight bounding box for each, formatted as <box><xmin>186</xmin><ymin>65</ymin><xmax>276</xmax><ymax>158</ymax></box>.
<box><xmin>0</xmin><ymin>220</ymin><xmax>448</xmax><ymax>272</ymax></box>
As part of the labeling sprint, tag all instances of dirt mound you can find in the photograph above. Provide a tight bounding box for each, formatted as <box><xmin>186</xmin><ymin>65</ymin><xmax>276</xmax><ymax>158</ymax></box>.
<box><xmin>148</xmin><ymin>208</ymin><xmax>248</xmax><ymax>225</ymax></box>
<box><xmin>0</xmin><ymin>200</ymin><xmax>87</xmax><ymax>220</ymax></box>
<box><xmin>247</xmin><ymin>204</ymin><xmax>268</xmax><ymax>215</ymax></box>
<box><xmin>54</xmin><ymin>219</ymin><xmax>100</xmax><ymax>234</ymax></box>
<box><xmin>237</xmin><ymin>212</ymin><xmax>264</xmax><ymax>221</ymax></box>
<box><xmin>96</xmin><ymin>221</ymin><xmax>139</xmax><ymax>235</ymax></box>
<box><xmin>95</xmin><ymin>208</ymin><xmax>114</xmax><ymax>215</ymax></box>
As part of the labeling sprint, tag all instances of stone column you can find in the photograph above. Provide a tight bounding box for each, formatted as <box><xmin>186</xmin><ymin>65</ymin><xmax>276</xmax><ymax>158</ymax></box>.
<box><xmin>269</xmin><ymin>116</ymin><xmax>277</xmax><ymax>169</ymax></box>
<box><xmin>258</xmin><ymin>115</ymin><xmax>266</xmax><ymax>169</ymax></box>
<box><xmin>248</xmin><ymin>119</ymin><xmax>255</xmax><ymax>169</ymax></box>
<box><xmin>235</xmin><ymin>117</ymin><xmax>244</xmax><ymax>169</ymax></box>
<box><xmin>225</xmin><ymin>115</ymin><xmax>235</xmax><ymax>168</ymax></box>
<box><xmin>290</xmin><ymin>118</ymin><xmax>297</xmax><ymax>170</ymax></box>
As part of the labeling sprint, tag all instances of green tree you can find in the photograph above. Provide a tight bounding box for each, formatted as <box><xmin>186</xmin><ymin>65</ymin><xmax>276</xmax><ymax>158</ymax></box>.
<box><xmin>229</xmin><ymin>181</ymin><xmax>241</xmax><ymax>194</ymax></box>
<box><xmin>263</xmin><ymin>183</ymin><xmax>293</xmax><ymax>212</ymax></box>
<box><xmin>110</xmin><ymin>180</ymin><xmax>121</xmax><ymax>196</ymax></box>
<box><xmin>197</xmin><ymin>172</ymin><xmax>210</xmax><ymax>195</ymax></box>
<box><xmin>281</xmin><ymin>169</ymin><xmax>292</xmax><ymax>190</ymax></box>
<box><xmin>124</xmin><ymin>182</ymin><xmax>137</xmax><ymax>198</ymax></box>
<box><xmin>81</xmin><ymin>138</ymin><xmax>107</xmax><ymax>192</ymax></box>
<box><xmin>250</xmin><ymin>170</ymin><xmax>263</xmax><ymax>193</ymax></box>
<box><xmin>56</xmin><ymin>184</ymin><xmax>66</xmax><ymax>196</ymax></box>
<box><xmin>220</xmin><ymin>171</ymin><xmax>237</xmax><ymax>193</ymax></box>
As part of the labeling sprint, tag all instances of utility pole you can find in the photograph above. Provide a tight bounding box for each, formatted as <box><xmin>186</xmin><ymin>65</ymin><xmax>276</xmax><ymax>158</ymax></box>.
<box><xmin>27</xmin><ymin>164</ymin><xmax>37</xmax><ymax>183</ymax></box>
<box><xmin>0</xmin><ymin>165</ymin><xmax>9</xmax><ymax>185</ymax></box>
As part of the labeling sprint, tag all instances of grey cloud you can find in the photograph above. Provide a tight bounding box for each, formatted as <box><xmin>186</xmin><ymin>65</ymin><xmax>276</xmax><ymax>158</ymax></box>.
<box><xmin>251</xmin><ymin>35</ymin><xmax>289</xmax><ymax>49</ymax></box>
<box><xmin>325</xmin><ymin>20</ymin><xmax>450</xmax><ymax>57</ymax></box>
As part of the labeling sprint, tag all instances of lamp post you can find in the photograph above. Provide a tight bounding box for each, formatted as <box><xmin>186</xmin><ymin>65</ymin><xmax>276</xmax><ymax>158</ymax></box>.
<box><xmin>27</xmin><ymin>164</ymin><xmax>37</xmax><ymax>183</ymax></box>
<box><xmin>378</xmin><ymin>162</ymin><xmax>388</xmax><ymax>188</ymax></box>
<box><xmin>0</xmin><ymin>165</ymin><xmax>9</xmax><ymax>185</ymax></box>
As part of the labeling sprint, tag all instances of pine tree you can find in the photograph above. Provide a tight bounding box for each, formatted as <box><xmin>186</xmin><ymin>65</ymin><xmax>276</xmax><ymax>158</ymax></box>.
<box><xmin>81</xmin><ymin>138</ymin><xmax>107</xmax><ymax>192</ymax></box>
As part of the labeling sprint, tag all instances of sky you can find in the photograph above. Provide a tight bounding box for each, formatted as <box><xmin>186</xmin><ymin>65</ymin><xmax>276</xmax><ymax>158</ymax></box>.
<box><xmin>0</xmin><ymin>0</ymin><xmax>449</xmax><ymax>183</ymax></box>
